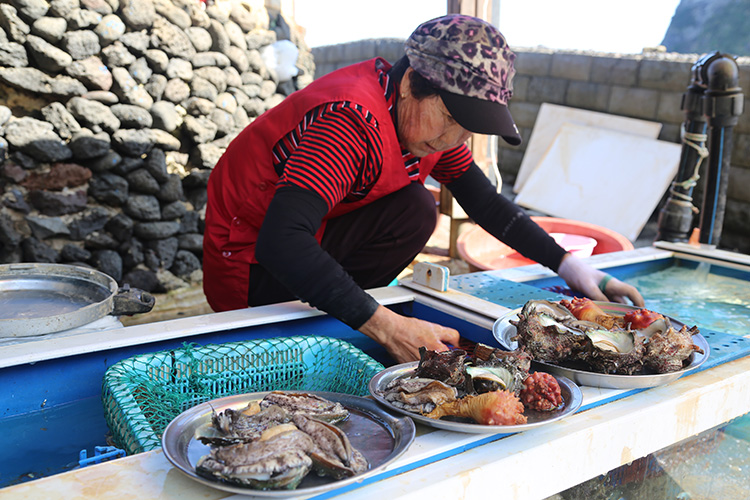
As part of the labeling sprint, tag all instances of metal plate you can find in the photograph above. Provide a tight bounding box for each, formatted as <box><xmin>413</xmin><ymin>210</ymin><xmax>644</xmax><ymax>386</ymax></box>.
<box><xmin>161</xmin><ymin>391</ymin><xmax>416</xmax><ymax>498</ymax></box>
<box><xmin>368</xmin><ymin>362</ymin><xmax>583</xmax><ymax>434</ymax></box>
<box><xmin>0</xmin><ymin>263</ymin><xmax>116</xmax><ymax>337</ymax></box>
<box><xmin>492</xmin><ymin>301</ymin><xmax>710</xmax><ymax>389</ymax></box>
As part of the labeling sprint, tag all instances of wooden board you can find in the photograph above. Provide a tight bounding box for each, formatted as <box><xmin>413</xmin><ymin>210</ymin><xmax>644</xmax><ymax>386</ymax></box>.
<box><xmin>514</xmin><ymin>103</ymin><xmax>663</xmax><ymax>193</ymax></box>
<box><xmin>514</xmin><ymin>122</ymin><xmax>680</xmax><ymax>241</ymax></box>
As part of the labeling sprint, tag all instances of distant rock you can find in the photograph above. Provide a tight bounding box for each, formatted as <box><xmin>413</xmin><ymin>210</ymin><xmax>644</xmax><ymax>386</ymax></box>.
<box><xmin>662</xmin><ymin>0</ymin><xmax>750</xmax><ymax>56</ymax></box>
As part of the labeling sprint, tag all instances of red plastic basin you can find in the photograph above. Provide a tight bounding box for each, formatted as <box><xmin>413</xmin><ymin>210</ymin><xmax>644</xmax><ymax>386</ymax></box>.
<box><xmin>457</xmin><ymin>216</ymin><xmax>634</xmax><ymax>271</ymax></box>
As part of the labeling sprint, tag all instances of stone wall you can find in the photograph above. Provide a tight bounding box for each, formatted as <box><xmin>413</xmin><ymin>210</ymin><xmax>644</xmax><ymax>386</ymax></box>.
<box><xmin>311</xmin><ymin>38</ymin><xmax>404</xmax><ymax>79</ymax></box>
<box><xmin>313</xmin><ymin>42</ymin><xmax>750</xmax><ymax>254</ymax></box>
<box><xmin>0</xmin><ymin>0</ymin><xmax>314</xmax><ymax>292</ymax></box>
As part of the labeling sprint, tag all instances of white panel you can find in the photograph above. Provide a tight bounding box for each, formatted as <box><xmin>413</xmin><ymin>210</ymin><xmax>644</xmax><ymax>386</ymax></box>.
<box><xmin>514</xmin><ymin>122</ymin><xmax>680</xmax><ymax>241</ymax></box>
<box><xmin>514</xmin><ymin>103</ymin><xmax>663</xmax><ymax>193</ymax></box>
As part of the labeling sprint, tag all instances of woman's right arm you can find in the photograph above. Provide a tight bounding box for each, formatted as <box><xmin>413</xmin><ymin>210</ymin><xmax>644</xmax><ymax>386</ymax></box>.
<box><xmin>446</xmin><ymin>163</ymin><xmax>567</xmax><ymax>271</ymax></box>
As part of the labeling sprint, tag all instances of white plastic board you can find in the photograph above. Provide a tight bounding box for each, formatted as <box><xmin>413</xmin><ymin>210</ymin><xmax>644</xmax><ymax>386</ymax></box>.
<box><xmin>513</xmin><ymin>103</ymin><xmax>663</xmax><ymax>193</ymax></box>
<box><xmin>514</xmin><ymin>122</ymin><xmax>680</xmax><ymax>241</ymax></box>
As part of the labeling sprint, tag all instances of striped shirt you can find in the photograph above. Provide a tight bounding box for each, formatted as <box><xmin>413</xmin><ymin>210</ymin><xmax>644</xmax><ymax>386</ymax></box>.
<box><xmin>273</xmin><ymin>60</ymin><xmax>473</xmax><ymax>211</ymax></box>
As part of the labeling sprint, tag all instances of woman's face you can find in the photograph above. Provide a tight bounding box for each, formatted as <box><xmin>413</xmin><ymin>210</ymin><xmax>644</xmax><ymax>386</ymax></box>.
<box><xmin>397</xmin><ymin>68</ymin><xmax>472</xmax><ymax>157</ymax></box>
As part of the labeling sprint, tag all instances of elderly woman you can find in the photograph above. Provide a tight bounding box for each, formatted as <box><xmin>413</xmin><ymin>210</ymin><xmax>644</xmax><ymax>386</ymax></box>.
<box><xmin>203</xmin><ymin>14</ymin><xmax>644</xmax><ymax>363</ymax></box>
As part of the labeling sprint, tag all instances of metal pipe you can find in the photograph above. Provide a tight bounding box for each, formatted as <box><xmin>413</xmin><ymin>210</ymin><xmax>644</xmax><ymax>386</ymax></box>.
<box><xmin>698</xmin><ymin>53</ymin><xmax>744</xmax><ymax>247</ymax></box>
<box><xmin>655</xmin><ymin>54</ymin><xmax>712</xmax><ymax>242</ymax></box>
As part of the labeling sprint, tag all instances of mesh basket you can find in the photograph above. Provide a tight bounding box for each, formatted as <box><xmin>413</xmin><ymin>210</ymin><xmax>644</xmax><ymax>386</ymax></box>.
<box><xmin>102</xmin><ymin>336</ymin><xmax>384</xmax><ymax>455</ymax></box>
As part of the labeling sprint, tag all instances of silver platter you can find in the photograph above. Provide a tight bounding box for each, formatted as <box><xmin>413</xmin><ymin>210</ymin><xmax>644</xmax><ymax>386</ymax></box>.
<box><xmin>0</xmin><ymin>263</ymin><xmax>116</xmax><ymax>337</ymax></box>
<box><xmin>368</xmin><ymin>362</ymin><xmax>583</xmax><ymax>434</ymax></box>
<box><xmin>493</xmin><ymin>301</ymin><xmax>710</xmax><ymax>390</ymax></box>
<box><xmin>162</xmin><ymin>391</ymin><xmax>415</xmax><ymax>497</ymax></box>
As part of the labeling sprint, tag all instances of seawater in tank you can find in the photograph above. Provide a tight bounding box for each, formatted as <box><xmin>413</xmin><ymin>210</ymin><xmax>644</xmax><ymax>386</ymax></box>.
<box><xmin>626</xmin><ymin>262</ymin><xmax>750</xmax><ymax>337</ymax></box>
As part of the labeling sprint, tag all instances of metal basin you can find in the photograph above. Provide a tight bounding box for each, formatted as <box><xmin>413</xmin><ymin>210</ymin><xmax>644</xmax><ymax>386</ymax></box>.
<box><xmin>0</xmin><ymin>263</ymin><xmax>153</xmax><ymax>337</ymax></box>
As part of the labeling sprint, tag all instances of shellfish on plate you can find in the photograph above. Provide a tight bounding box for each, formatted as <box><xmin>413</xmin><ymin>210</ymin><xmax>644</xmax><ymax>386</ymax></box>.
<box><xmin>493</xmin><ymin>299</ymin><xmax>710</xmax><ymax>389</ymax></box>
<box><xmin>370</xmin><ymin>345</ymin><xmax>583</xmax><ymax>433</ymax></box>
<box><xmin>161</xmin><ymin>391</ymin><xmax>415</xmax><ymax>497</ymax></box>
<box><xmin>194</xmin><ymin>392</ymin><xmax>367</xmax><ymax>490</ymax></box>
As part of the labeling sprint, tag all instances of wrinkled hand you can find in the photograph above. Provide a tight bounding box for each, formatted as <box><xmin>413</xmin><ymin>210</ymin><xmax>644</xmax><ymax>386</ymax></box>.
<box><xmin>358</xmin><ymin>305</ymin><xmax>461</xmax><ymax>363</ymax></box>
<box><xmin>557</xmin><ymin>253</ymin><xmax>644</xmax><ymax>307</ymax></box>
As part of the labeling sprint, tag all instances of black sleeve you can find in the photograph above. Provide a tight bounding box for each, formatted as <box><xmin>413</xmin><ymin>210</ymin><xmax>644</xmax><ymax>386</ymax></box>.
<box><xmin>254</xmin><ymin>186</ymin><xmax>380</xmax><ymax>329</ymax></box>
<box><xmin>446</xmin><ymin>163</ymin><xmax>568</xmax><ymax>272</ymax></box>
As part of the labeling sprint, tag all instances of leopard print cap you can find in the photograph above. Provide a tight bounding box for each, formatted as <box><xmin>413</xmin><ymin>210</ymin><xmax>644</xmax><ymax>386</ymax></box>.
<box><xmin>404</xmin><ymin>14</ymin><xmax>516</xmax><ymax>105</ymax></box>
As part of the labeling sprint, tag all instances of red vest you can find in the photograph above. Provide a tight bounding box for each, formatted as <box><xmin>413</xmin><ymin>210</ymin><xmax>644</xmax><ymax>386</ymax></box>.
<box><xmin>203</xmin><ymin>58</ymin><xmax>443</xmax><ymax>311</ymax></box>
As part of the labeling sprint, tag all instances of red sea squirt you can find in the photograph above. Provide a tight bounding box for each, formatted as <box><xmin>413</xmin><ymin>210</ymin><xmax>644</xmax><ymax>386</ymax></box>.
<box><xmin>519</xmin><ymin>372</ymin><xmax>563</xmax><ymax>411</ymax></box>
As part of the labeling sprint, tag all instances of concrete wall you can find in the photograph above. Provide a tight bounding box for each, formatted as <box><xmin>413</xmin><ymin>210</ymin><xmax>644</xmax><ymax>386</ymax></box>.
<box><xmin>312</xmin><ymin>42</ymin><xmax>750</xmax><ymax>253</ymax></box>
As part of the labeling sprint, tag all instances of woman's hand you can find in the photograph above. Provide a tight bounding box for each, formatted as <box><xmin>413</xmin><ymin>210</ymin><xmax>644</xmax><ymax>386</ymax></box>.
<box><xmin>358</xmin><ymin>305</ymin><xmax>461</xmax><ymax>363</ymax></box>
<box><xmin>557</xmin><ymin>253</ymin><xmax>645</xmax><ymax>307</ymax></box>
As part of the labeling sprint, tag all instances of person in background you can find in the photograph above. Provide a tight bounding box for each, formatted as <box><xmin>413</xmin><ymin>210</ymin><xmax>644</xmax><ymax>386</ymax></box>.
<box><xmin>203</xmin><ymin>14</ymin><xmax>644</xmax><ymax>364</ymax></box>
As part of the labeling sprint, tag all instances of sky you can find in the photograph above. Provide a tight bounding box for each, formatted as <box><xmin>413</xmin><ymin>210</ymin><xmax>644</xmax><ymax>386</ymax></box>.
<box><xmin>294</xmin><ymin>0</ymin><xmax>682</xmax><ymax>55</ymax></box>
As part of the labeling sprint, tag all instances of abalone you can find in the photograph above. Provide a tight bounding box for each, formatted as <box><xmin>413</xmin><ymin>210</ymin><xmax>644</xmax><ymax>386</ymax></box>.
<box><xmin>195</xmin><ymin>403</ymin><xmax>290</xmax><ymax>445</ymax></box>
<box><xmin>379</xmin><ymin>377</ymin><xmax>458</xmax><ymax>414</ymax></box>
<box><xmin>196</xmin><ymin>425</ymin><xmax>314</xmax><ymax>490</ymax></box>
<box><xmin>260</xmin><ymin>392</ymin><xmax>349</xmax><ymax>423</ymax></box>
<box><xmin>194</xmin><ymin>392</ymin><xmax>367</xmax><ymax>491</ymax></box>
